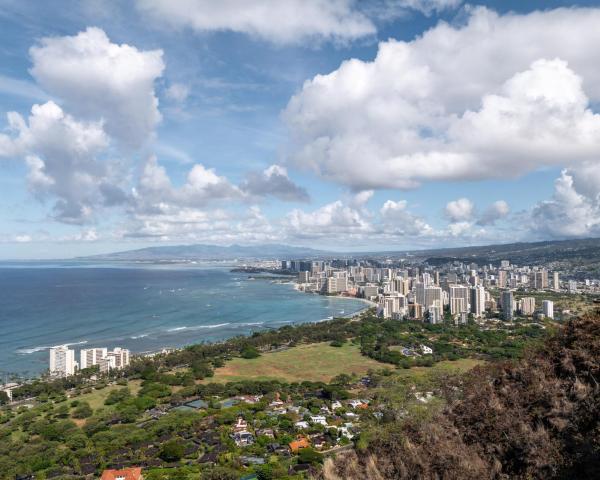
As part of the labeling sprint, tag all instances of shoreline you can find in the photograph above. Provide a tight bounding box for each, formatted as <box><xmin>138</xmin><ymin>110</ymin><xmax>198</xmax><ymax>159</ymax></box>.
<box><xmin>6</xmin><ymin>279</ymin><xmax>372</xmax><ymax>381</ymax></box>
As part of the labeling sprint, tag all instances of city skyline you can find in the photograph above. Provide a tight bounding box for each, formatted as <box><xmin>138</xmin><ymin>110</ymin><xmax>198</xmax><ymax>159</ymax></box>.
<box><xmin>2</xmin><ymin>0</ymin><xmax>600</xmax><ymax>259</ymax></box>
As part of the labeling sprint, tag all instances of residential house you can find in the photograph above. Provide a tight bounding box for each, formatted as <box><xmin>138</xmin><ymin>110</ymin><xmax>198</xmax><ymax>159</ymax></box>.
<box><xmin>100</xmin><ymin>467</ymin><xmax>143</xmax><ymax>480</ymax></box>
<box><xmin>289</xmin><ymin>435</ymin><xmax>310</xmax><ymax>454</ymax></box>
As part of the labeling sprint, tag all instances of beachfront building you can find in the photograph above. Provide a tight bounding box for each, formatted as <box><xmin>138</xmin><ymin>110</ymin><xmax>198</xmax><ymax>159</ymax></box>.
<box><xmin>80</xmin><ymin>347</ymin><xmax>108</xmax><ymax>369</ymax></box>
<box><xmin>49</xmin><ymin>345</ymin><xmax>77</xmax><ymax>377</ymax></box>
<box><xmin>79</xmin><ymin>346</ymin><xmax>130</xmax><ymax>373</ymax></box>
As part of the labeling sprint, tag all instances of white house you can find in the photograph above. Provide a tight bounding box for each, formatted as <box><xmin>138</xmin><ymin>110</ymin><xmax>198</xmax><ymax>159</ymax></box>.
<box><xmin>310</xmin><ymin>415</ymin><xmax>327</xmax><ymax>426</ymax></box>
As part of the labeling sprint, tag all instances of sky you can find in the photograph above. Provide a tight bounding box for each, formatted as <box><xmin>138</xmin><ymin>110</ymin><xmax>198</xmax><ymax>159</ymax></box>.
<box><xmin>1</xmin><ymin>0</ymin><xmax>600</xmax><ymax>259</ymax></box>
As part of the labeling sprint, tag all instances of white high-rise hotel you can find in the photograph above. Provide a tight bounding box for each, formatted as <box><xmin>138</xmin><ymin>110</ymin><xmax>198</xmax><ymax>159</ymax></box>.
<box><xmin>49</xmin><ymin>345</ymin><xmax>78</xmax><ymax>377</ymax></box>
<box><xmin>80</xmin><ymin>346</ymin><xmax>130</xmax><ymax>373</ymax></box>
<box><xmin>49</xmin><ymin>345</ymin><xmax>131</xmax><ymax>377</ymax></box>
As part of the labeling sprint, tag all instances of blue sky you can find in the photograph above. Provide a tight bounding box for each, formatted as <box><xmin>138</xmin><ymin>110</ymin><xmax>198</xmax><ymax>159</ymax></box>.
<box><xmin>1</xmin><ymin>0</ymin><xmax>600</xmax><ymax>259</ymax></box>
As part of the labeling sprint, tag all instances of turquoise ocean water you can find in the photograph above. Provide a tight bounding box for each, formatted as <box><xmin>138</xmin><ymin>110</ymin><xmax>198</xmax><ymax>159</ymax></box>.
<box><xmin>0</xmin><ymin>262</ymin><xmax>367</xmax><ymax>376</ymax></box>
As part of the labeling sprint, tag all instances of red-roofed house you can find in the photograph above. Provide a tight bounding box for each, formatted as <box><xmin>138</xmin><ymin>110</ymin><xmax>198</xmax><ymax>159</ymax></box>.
<box><xmin>100</xmin><ymin>467</ymin><xmax>143</xmax><ymax>480</ymax></box>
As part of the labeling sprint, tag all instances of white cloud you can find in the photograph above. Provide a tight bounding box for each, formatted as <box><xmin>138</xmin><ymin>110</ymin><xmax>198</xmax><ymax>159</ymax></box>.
<box><xmin>445</xmin><ymin>198</ymin><xmax>473</xmax><ymax>222</ymax></box>
<box><xmin>477</xmin><ymin>200</ymin><xmax>509</xmax><ymax>226</ymax></box>
<box><xmin>0</xmin><ymin>101</ymin><xmax>126</xmax><ymax>224</ymax></box>
<box><xmin>531</xmin><ymin>170</ymin><xmax>600</xmax><ymax>238</ymax></box>
<box><xmin>29</xmin><ymin>27</ymin><xmax>164</xmax><ymax>148</ymax></box>
<box><xmin>284</xmin><ymin>201</ymin><xmax>372</xmax><ymax>238</ymax></box>
<box><xmin>136</xmin><ymin>0</ymin><xmax>375</xmax><ymax>44</ymax></box>
<box><xmin>284</xmin><ymin>7</ymin><xmax>600</xmax><ymax>190</ymax></box>
<box><xmin>351</xmin><ymin>190</ymin><xmax>374</xmax><ymax>208</ymax></box>
<box><xmin>125</xmin><ymin>205</ymin><xmax>278</xmax><ymax>243</ymax></box>
<box><xmin>134</xmin><ymin>156</ymin><xmax>243</xmax><ymax>215</ymax></box>
<box><xmin>380</xmin><ymin>199</ymin><xmax>432</xmax><ymax>236</ymax></box>
<box><xmin>241</xmin><ymin>164</ymin><xmax>309</xmax><ymax>202</ymax></box>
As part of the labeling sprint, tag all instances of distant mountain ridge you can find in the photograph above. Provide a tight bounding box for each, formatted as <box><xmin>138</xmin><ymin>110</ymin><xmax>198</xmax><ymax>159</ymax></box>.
<box><xmin>83</xmin><ymin>238</ymin><xmax>600</xmax><ymax>271</ymax></box>
<box><xmin>83</xmin><ymin>243</ymin><xmax>333</xmax><ymax>261</ymax></box>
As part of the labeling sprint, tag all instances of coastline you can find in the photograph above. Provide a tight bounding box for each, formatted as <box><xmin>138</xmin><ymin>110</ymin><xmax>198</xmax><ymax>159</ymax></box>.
<box><xmin>4</xmin><ymin>269</ymin><xmax>371</xmax><ymax>379</ymax></box>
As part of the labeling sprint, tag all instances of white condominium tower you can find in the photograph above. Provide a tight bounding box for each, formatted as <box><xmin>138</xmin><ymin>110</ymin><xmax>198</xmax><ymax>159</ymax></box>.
<box><xmin>470</xmin><ymin>285</ymin><xmax>486</xmax><ymax>318</ymax></box>
<box><xmin>543</xmin><ymin>300</ymin><xmax>554</xmax><ymax>319</ymax></box>
<box><xmin>449</xmin><ymin>285</ymin><xmax>470</xmax><ymax>315</ymax></box>
<box><xmin>80</xmin><ymin>348</ymin><xmax>108</xmax><ymax>369</ymax></box>
<box><xmin>49</xmin><ymin>345</ymin><xmax>77</xmax><ymax>377</ymax></box>
<box><xmin>520</xmin><ymin>297</ymin><xmax>536</xmax><ymax>315</ymax></box>
<box><xmin>107</xmin><ymin>347</ymin><xmax>130</xmax><ymax>369</ymax></box>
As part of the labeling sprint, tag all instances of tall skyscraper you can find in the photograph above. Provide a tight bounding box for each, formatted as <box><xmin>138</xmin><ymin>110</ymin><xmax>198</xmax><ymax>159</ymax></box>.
<box><xmin>520</xmin><ymin>297</ymin><xmax>536</xmax><ymax>315</ymax></box>
<box><xmin>542</xmin><ymin>300</ymin><xmax>554</xmax><ymax>319</ymax></box>
<box><xmin>449</xmin><ymin>285</ymin><xmax>469</xmax><ymax>315</ymax></box>
<box><xmin>501</xmin><ymin>290</ymin><xmax>514</xmax><ymax>321</ymax></box>
<box><xmin>552</xmin><ymin>272</ymin><xmax>560</xmax><ymax>291</ymax></box>
<box><xmin>470</xmin><ymin>285</ymin><xmax>486</xmax><ymax>318</ymax></box>
<box><xmin>533</xmin><ymin>269</ymin><xmax>549</xmax><ymax>289</ymax></box>
<box><xmin>424</xmin><ymin>286</ymin><xmax>442</xmax><ymax>310</ymax></box>
<box><xmin>497</xmin><ymin>270</ymin><xmax>507</xmax><ymax>288</ymax></box>
<box><xmin>49</xmin><ymin>346</ymin><xmax>77</xmax><ymax>377</ymax></box>
<box><xmin>415</xmin><ymin>282</ymin><xmax>425</xmax><ymax>307</ymax></box>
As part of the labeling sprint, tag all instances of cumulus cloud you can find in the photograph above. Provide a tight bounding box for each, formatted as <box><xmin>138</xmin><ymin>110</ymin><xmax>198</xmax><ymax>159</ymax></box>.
<box><xmin>133</xmin><ymin>156</ymin><xmax>243</xmax><ymax>215</ymax></box>
<box><xmin>126</xmin><ymin>205</ymin><xmax>278</xmax><ymax>243</ymax></box>
<box><xmin>477</xmin><ymin>200</ymin><xmax>509</xmax><ymax>226</ymax></box>
<box><xmin>283</xmin><ymin>7</ymin><xmax>600</xmax><ymax>190</ymax></box>
<box><xmin>136</xmin><ymin>0</ymin><xmax>375</xmax><ymax>44</ymax></box>
<box><xmin>0</xmin><ymin>101</ymin><xmax>130</xmax><ymax>224</ymax></box>
<box><xmin>29</xmin><ymin>27</ymin><xmax>164</xmax><ymax>148</ymax></box>
<box><xmin>380</xmin><ymin>199</ymin><xmax>432</xmax><ymax>236</ymax></box>
<box><xmin>445</xmin><ymin>198</ymin><xmax>474</xmax><ymax>222</ymax></box>
<box><xmin>284</xmin><ymin>201</ymin><xmax>372</xmax><ymax>238</ymax></box>
<box><xmin>531</xmin><ymin>170</ymin><xmax>600</xmax><ymax>238</ymax></box>
<box><xmin>241</xmin><ymin>165</ymin><xmax>309</xmax><ymax>202</ymax></box>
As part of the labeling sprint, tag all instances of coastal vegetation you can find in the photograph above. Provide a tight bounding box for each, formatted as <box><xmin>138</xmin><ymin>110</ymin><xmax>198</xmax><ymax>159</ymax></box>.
<box><xmin>0</xmin><ymin>309</ymin><xmax>575</xmax><ymax>479</ymax></box>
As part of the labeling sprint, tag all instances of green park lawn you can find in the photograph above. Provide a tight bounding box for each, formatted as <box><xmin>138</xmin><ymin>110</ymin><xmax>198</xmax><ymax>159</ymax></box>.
<box><xmin>207</xmin><ymin>342</ymin><xmax>389</xmax><ymax>383</ymax></box>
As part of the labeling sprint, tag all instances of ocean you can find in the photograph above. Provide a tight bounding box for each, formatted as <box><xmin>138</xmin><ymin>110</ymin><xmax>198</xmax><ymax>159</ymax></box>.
<box><xmin>0</xmin><ymin>262</ymin><xmax>367</xmax><ymax>376</ymax></box>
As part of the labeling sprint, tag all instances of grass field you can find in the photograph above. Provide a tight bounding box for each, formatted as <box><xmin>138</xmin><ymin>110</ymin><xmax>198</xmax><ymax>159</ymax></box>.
<box><xmin>70</xmin><ymin>379</ymin><xmax>142</xmax><ymax>410</ymax></box>
<box><xmin>206</xmin><ymin>342</ymin><xmax>389</xmax><ymax>383</ymax></box>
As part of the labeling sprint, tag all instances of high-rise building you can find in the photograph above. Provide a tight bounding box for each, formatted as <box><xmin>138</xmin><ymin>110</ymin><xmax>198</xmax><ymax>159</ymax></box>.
<box><xmin>533</xmin><ymin>269</ymin><xmax>549</xmax><ymax>289</ymax></box>
<box><xmin>49</xmin><ymin>346</ymin><xmax>77</xmax><ymax>377</ymax></box>
<box><xmin>326</xmin><ymin>274</ymin><xmax>347</xmax><ymax>294</ymax></box>
<box><xmin>520</xmin><ymin>297</ymin><xmax>536</xmax><ymax>315</ymax></box>
<box><xmin>415</xmin><ymin>282</ymin><xmax>425</xmax><ymax>307</ymax></box>
<box><xmin>542</xmin><ymin>300</ymin><xmax>554</xmax><ymax>319</ymax></box>
<box><xmin>470</xmin><ymin>286</ymin><xmax>486</xmax><ymax>318</ymax></box>
<box><xmin>107</xmin><ymin>347</ymin><xmax>130</xmax><ymax>370</ymax></box>
<box><xmin>552</xmin><ymin>272</ymin><xmax>560</xmax><ymax>291</ymax></box>
<box><xmin>497</xmin><ymin>270</ymin><xmax>507</xmax><ymax>288</ymax></box>
<box><xmin>449</xmin><ymin>285</ymin><xmax>469</xmax><ymax>315</ymax></box>
<box><xmin>501</xmin><ymin>290</ymin><xmax>514</xmax><ymax>321</ymax></box>
<box><xmin>424</xmin><ymin>286</ymin><xmax>442</xmax><ymax>310</ymax></box>
<box><xmin>80</xmin><ymin>348</ymin><xmax>108</xmax><ymax>370</ymax></box>
<box><xmin>568</xmin><ymin>280</ymin><xmax>578</xmax><ymax>293</ymax></box>
<box><xmin>500</xmin><ymin>260</ymin><xmax>510</xmax><ymax>268</ymax></box>
<box><xmin>298</xmin><ymin>271</ymin><xmax>310</xmax><ymax>283</ymax></box>
<box><xmin>428</xmin><ymin>305</ymin><xmax>442</xmax><ymax>324</ymax></box>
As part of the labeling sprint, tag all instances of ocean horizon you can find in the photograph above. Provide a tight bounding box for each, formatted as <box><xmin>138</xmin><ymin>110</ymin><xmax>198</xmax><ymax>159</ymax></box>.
<box><xmin>0</xmin><ymin>262</ymin><xmax>367</xmax><ymax>377</ymax></box>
